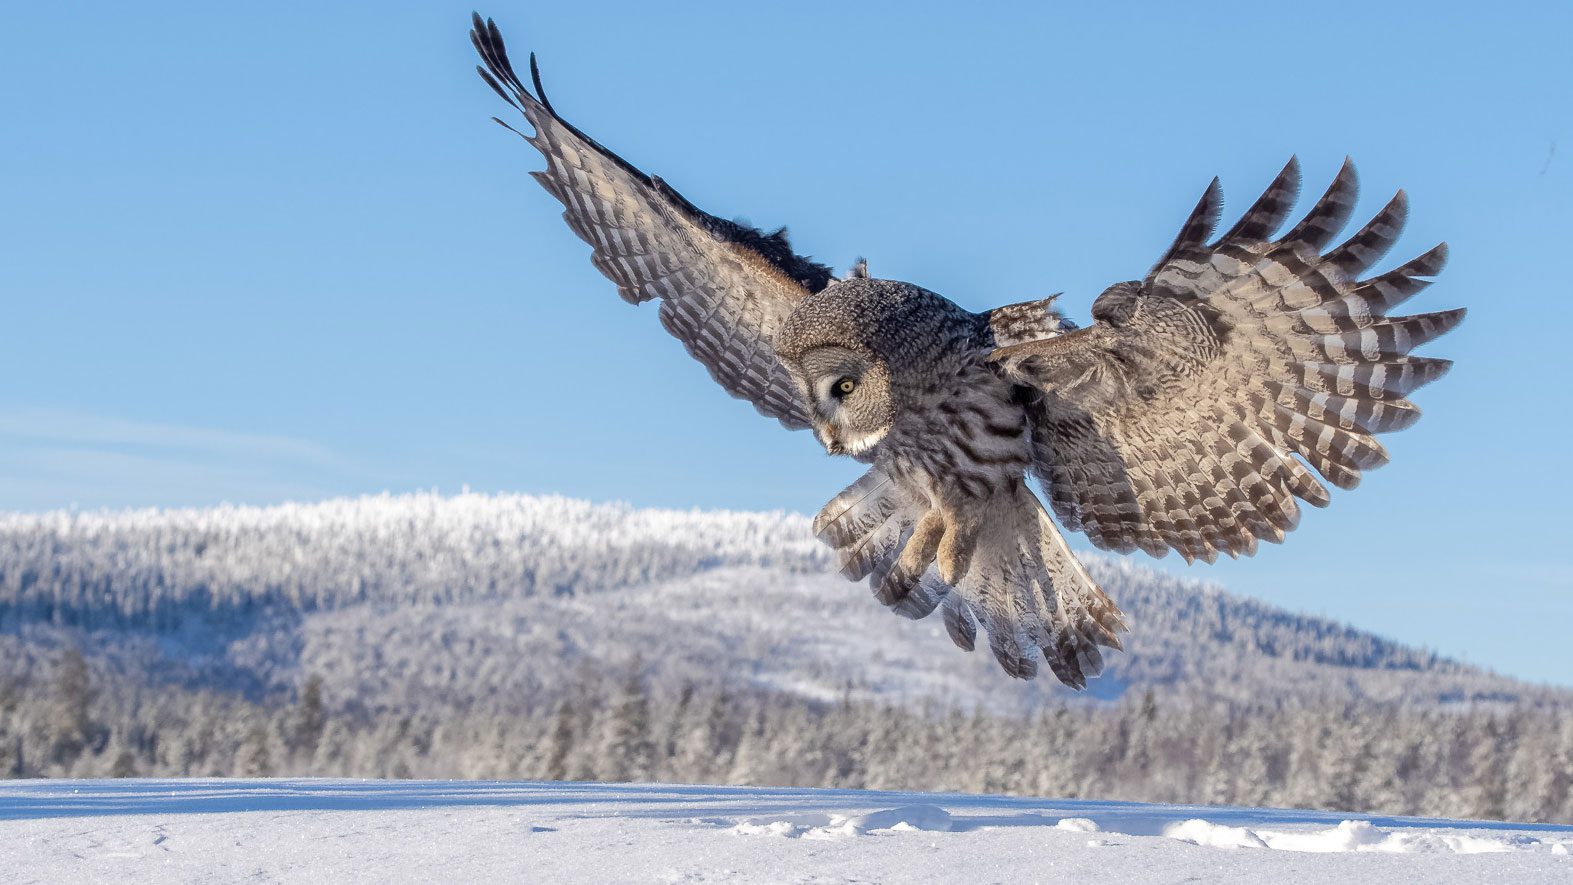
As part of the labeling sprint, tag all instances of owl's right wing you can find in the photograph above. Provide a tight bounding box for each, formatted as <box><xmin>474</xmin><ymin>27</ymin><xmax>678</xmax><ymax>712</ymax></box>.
<box><xmin>472</xmin><ymin>15</ymin><xmax>832</xmax><ymax>430</ymax></box>
<box><xmin>990</xmin><ymin>159</ymin><xmax>1463</xmax><ymax>564</ymax></box>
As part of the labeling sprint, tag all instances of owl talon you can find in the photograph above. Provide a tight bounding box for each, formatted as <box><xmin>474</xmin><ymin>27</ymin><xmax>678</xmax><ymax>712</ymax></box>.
<box><xmin>890</xmin><ymin>510</ymin><xmax>945</xmax><ymax>590</ymax></box>
<box><xmin>937</xmin><ymin>550</ymin><xmax>973</xmax><ymax>586</ymax></box>
<box><xmin>937</xmin><ymin>520</ymin><xmax>978</xmax><ymax>585</ymax></box>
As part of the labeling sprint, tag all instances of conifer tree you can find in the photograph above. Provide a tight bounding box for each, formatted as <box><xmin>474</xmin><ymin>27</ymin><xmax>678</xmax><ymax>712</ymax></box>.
<box><xmin>544</xmin><ymin>699</ymin><xmax>575</xmax><ymax>782</ymax></box>
<box><xmin>598</xmin><ymin>664</ymin><xmax>654</xmax><ymax>782</ymax></box>
<box><xmin>291</xmin><ymin>675</ymin><xmax>326</xmax><ymax>760</ymax></box>
<box><xmin>48</xmin><ymin>646</ymin><xmax>93</xmax><ymax>768</ymax></box>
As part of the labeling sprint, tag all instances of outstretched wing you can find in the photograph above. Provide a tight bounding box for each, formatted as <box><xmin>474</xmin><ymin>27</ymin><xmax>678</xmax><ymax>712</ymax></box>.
<box><xmin>471</xmin><ymin>15</ymin><xmax>833</xmax><ymax>430</ymax></box>
<box><xmin>991</xmin><ymin>158</ymin><xmax>1463</xmax><ymax>563</ymax></box>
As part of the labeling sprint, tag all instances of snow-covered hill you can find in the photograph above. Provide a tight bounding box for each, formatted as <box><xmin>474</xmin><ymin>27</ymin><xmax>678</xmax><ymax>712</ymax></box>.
<box><xmin>5</xmin><ymin>493</ymin><xmax>1573</xmax><ymax>826</ymax></box>
<box><xmin>0</xmin><ymin>492</ymin><xmax>1558</xmax><ymax>715</ymax></box>
<box><xmin>3</xmin><ymin>779</ymin><xmax>1570</xmax><ymax>884</ymax></box>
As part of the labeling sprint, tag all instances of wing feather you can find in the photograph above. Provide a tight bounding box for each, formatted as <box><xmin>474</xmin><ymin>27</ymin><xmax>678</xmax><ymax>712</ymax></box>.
<box><xmin>472</xmin><ymin>15</ymin><xmax>832</xmax><ymax>430</ymax></box>
<box><xmin>992</xmin><ymin>161</ymin><xmax>1461</xmax><ymax>560</ymax></box>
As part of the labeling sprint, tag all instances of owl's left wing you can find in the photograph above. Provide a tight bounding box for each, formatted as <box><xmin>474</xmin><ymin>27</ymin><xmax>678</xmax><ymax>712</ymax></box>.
<box><xmin>471</xmin><ymin>15</ymin><xmax>832</xmax><ymax>430</ymax></box>
<box><xmin>990</xmin><ymin>159</ymin><xmax>1463</xmax><ymax>563</ymax></box>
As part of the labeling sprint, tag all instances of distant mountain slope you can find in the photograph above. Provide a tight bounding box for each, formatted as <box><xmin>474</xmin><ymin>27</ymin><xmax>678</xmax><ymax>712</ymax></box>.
<box><xmin>0</xmin><ymin>492</ymin><xmax>1561</xmax><ymax>715</ymax></box>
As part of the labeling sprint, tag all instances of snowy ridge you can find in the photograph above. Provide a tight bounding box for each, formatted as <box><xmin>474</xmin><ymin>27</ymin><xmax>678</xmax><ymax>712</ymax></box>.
<box><xmin>2</xmin><ymin>780</ymin><xmax>1570</xmax><ymax>883</ymax></box>
<box><xmin>0</xmin><ymin>491</ymin><xmax>1560</xmax><ymax>713</ymax></box>
<box><xmin>0</xmin><ymin>491</ymin><xmax>827</xmax><ymax>614</ymax></box>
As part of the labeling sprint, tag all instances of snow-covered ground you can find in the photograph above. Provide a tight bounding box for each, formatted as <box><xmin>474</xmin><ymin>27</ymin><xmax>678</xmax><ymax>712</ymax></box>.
<box><xmin>2</xmin><ymin>780</ymin><xmax>1569</xmax><ymax>883</ymax></box>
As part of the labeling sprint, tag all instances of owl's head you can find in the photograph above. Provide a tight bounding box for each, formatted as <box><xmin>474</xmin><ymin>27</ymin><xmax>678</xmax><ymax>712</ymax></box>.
<box><xmin>792</xmin><ymin>343</ymin><xmax>894</xmax><ymax>455</ymax></box>
<box><xmin>777</xmin><ymin>277</ymin><xmax>974</xmax><ymax>457</ymax></box>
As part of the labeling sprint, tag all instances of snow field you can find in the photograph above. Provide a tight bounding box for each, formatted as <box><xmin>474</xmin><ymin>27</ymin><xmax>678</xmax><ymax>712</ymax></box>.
<box><xmin>3</xmin><ymin>779</ymin><xmax>1570</xmax><ymax>884</ymax></box>
<box><xmin>731</xmin><ymin>801</ymin><xmax>1567</xmax><ymax>855</ymax></box>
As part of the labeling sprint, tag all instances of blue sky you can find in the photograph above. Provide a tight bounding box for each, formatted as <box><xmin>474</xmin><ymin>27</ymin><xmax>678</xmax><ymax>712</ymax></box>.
<box><xmin>3</xmin><ymin>2</ymin><xmax>1570</xmax><ymax>685</ymax></box>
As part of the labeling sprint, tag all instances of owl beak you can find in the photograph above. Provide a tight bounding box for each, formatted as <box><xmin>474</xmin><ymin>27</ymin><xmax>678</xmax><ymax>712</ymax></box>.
<box><xmin>814</xmin><ymin>422</ymin><xmax>846</xmax><ymax>456</ymax></box>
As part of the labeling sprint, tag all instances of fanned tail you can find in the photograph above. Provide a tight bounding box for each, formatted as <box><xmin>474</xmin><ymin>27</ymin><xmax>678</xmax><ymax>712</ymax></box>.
<box><xmin>948</xmin><ymin>484</ymin><xmax>1126</xmax><ymax>686</ymax></box>
<box><xmin>815</xmin><ymin>471</ymin><xmax>1126</xmax><ymax>687</ymax></box>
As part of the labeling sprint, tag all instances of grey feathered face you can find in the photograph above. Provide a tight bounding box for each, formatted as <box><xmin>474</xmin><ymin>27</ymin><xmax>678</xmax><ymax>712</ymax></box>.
<box><xmin>795</xmin><ymin>345</ymin><xmax>895</xmax><ymax>456</ymax></box>
<box><xmin>778</xmin><ymin>277</ymin><xmax>974</xmax><ymax>457</ymax></box>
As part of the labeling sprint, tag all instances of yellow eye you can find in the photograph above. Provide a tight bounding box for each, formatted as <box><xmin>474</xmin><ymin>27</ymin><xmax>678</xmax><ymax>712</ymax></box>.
<box><xmin>834</xmin><ymin>377</ymin><xmax>857</xmax><ymax>398</ymax></box>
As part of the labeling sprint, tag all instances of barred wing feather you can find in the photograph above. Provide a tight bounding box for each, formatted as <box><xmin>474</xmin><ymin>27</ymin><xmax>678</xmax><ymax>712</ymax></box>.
<box><xmin>991</xmin><ymin>158</ymin><xmax>1463</xmax><ymax>564</ymax></box>
<box><xmin>471</xmin><ymin>15</ymin><xmax>832</xmax><ymax>430</ymax></box>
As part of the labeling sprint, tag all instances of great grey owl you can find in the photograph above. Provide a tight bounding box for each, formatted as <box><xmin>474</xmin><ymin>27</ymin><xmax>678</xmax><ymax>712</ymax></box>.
<box><xmin>471</xmin><ymin>15</ymin><xmax>1463</xmax><ymax>687</ymax></box>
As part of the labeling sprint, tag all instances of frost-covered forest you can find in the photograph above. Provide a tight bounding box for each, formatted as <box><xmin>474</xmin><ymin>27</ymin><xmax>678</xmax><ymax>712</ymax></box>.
<box><xmin>0</xmin><ymin>493</ymin><xmax>826</xmax><ymax>621</ymax></box>
<box><xmin>2</xmin><ymin>492</ymin><xmax>1571</xmax><ymax>823</ymax></box>
<box><xmin>4</xmin><ymin>651</ymin><xmax>1572</xmax><ymax>825</ymax></box>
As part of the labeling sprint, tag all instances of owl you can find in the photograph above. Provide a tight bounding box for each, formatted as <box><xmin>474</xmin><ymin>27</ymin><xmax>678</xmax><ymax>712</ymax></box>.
<box><xmin>472</xmin><ymin>16</ymin><xmax>1463</xmax><ymax>686</ymax></box>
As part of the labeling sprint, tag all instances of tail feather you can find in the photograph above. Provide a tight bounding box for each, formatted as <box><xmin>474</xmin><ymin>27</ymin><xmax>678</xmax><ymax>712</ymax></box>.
<box><xmin>942</xmin><ymin>595</ymin><xmax>978</xmax><ymax>651</ymax></box>
<box><xmin>950</xmin><ymin>487</ymin><xmax>1126</xmax><ymax>686</ymax></box>
<box><xmin>814</xmin><ymin>470</ymin><xmax>1127</xmax><ymax>688</ymax></box>
<box><xmin>813</xmin><ymin>470</ymin><xmax>923</xmax><ymax>581</ymax></box>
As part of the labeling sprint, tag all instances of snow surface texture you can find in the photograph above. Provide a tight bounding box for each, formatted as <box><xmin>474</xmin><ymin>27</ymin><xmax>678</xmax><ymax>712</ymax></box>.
<box><xmin>3</xmin><ymin>780</ymin><xmax>1570</xmax><ymax>884</ymax></box>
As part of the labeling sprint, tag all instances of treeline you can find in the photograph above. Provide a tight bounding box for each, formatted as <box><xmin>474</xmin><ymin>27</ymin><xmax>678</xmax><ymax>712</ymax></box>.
<box><xmin>4</xmin><ymin>649</ymin><xmax>1569</xmax><ymax>825</ymax></box>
